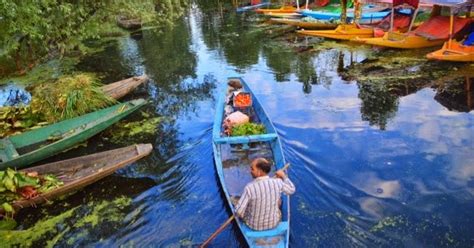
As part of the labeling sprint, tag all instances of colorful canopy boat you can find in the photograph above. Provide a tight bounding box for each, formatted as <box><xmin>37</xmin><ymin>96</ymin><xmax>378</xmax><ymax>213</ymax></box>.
<box><xmin>0</xmin><ymin>99</ymin><xmax>146</xmax><ymax>170</ymax></box>
<box><xmin>427</xmin><ymin>1</ymin><xmax>474</xmax><ymax>61</ymax></box>
<box><xmin>212</xmin><ymin>77</ymin><xmax>290</xmax><ymax>247</ymax></box>
<box><xmin>298</xmin><ymin>0</ymin><xmax>417</xmax><ymax>40</ymax></box>
<box><xmin>427</xmin><ymin>31</ymin><xmax>474</xmax><ymax>61</ymax></box>
<box><xmin>0</xmin><ymin>144</ymin><xmax>153</xmax><ymax>214</ymax></box>
<box><xmin>355</xmin><ymin>0</ymin><xmax>473</xmax><ymax>49</ymax></box>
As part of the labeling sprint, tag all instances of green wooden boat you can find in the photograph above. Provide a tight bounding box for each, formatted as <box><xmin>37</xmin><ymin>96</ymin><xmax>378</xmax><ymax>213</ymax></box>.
<box><xmin>0</xmin><ymin>99</ymin><xmax>146</xmax><ymax>170</ymax></box>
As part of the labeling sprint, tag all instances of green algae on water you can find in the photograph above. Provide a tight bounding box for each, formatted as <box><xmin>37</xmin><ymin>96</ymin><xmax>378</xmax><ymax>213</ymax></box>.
<box><xmin>104</xmin><ymin>113</ymin><xmax>163</xmax><ymax>144</ymax></box>
<box><xmin>75</xmin><ymin>196</ymin><xmax>132</xmax><ymax>228</ymax></box>
<box><xmin>0</xmin><ymin>207</ymin><xmax>77</xmax><ymax>247</ymax></box>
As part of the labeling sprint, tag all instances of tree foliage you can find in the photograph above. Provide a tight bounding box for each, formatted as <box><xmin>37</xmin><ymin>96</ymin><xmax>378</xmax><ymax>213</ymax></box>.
<box><xmin>0</xmin><ymin>0</ymin><xmax>189</xmax><ymax>76</ymax></box>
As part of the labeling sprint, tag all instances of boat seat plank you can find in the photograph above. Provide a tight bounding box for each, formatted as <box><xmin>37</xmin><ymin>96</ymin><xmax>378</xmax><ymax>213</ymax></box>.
<box><xmin>241</xmin><ymin>221</ymin><xmax>289</xmax><ymax>238</ymax></box>
<box><xmin>214</xmin><ymin>133</ymin><xmax>278</xmax><ymax>144</ymax></box>
<box><xmin>0</xmin><ymin>138</ymin><xmax>19</xmax><ymax>162</ymax></box>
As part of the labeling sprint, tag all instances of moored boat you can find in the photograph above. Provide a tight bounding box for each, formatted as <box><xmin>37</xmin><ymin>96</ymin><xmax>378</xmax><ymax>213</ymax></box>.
<box><xmin>101</xmin><ymin>75</ymin><xmax>148</xmax><ymax>100</ymax></box>
<box><xmin>236</xmin><ymin>2</ymin><xmax>271</xmax><ymax>13</ymax></box>
<box><xmin>212</xmin><ymin>77</ymin><xmax>290</xmax><ymax>247</ymax></box>
<box><xmin>263</xmin><ymin>12</ymin><xmax>303</xmax><ymax>18</ymax></box>
<box><xmin>427</xmin><ymin>37</ymin><xmax>474</xmax><ymax>62</ymax></box>
<box><xmin>354</xmin><ymin>0</ymin><xmax>473</xmax><ymax>49</ymax></box>
<box><xmin>270</xmin><ymin>17</ymin><xmax>339</xmax><ymax>29</ymax></box>
<box><xmin>0</xmin><ymin>144</ymin><xmax>153</xmax><ymax>214</ymax></box>
<box><xmin>298</xmin><ymin>8</ymin><xmax>391</xmax><ymax>22</ymax></box>
<box><xmin>0</xmin><ymin>99</ymin><xmax>146</xmax><ymax>170</ymax></box>
<box><xmin>255</xmin><ymin>5</ymin><xmax>298</xmax><ymax>14</ymax></box>
<box><xmin>298</xmin><ymin>23</ymin><xmax>375</xmax><ymax>39</ymax></box>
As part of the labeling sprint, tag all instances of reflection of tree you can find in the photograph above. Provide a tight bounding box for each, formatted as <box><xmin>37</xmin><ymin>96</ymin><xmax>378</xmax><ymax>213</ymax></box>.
<box><xmin>358</xmin><ymin>82</ymin><xmax>399</xmax><ymax>130</ymax></box>
<box><xmin>138</xmin><ymin>19</ymin><xmax>197</xmax><ymax>84</ymax></box>
<box><xmin>295</xmin><ymin>54</ymin><xmax>318</xmax><ymax>94</ymax></box>
<box><xmin>434</xmin><ymin>77</ymin><xmax>474</xmax><ymax>113</ymax></box>
<box><xmin>262</xmin><ymin>43</ymin><xmax>294</xmax><ymax>82</ymax></box>
<box><xmin>202</xmin><ymin>12</ymin><xmax>262</xmax><ymax>69</ymax></box>
<box><xmin>76</xmin><ymin>40</ymin><xmax>136</xmax><ymax>83</ymax></box>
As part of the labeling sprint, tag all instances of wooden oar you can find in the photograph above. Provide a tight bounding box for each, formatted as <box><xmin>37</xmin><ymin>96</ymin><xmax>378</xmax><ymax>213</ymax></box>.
<box><xmin>200</xmin><ymin>163</ymin><xmax>291</xmax><ymax>247</ymax></box>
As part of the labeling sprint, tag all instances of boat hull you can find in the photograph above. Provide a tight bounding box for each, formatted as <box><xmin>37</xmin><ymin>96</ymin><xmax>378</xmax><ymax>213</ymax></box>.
<box><xmin>354</xmin><ymin>31</ymin><xmax>445</xmax><ymax>49</ymax></box>
<box><xmin>427</xmin><ymin>41</ymin><xmax>474</xmax><ymax>62</ymax></box>
<box><xmin>101</xmin><ymin>75</ymin><xmax>148</xmax><ymax>100</ymax></box>
<box><xmin>0</xmin><ymin>99</ymin><xmax>146</xmax><ymax>170</ymax></box>
<box><xmin>270</xmin><ymin>18</ymin><xmax>338</xmax><ymax>29</ymax></box>
<box><xmin>1</xmin><ymin>144</ymin><xmax>152</xmax><ymax>214</ymax></box>
<box><xmin>255</xmin><ymin>6</ymin><xmax>297</xmax><ymax>14</ymax></box>
<box><xmin>299</xmin><ymin>9</ymin><xmax>389</xmax><ymax>22</ymax></box>
<box><xmin>298</xmin><ymin>24</ymin><xmax>374</xmax><ymax>40</ymax></box>
<box><xmin>237</xmin><ymin>2</ymin><xmax>271</xmax><ymax>13</ymax></box>
<box><xmin>212</xmin><ymin>77</ymin><xmax>290</xmax><ymax>248</ymax></box>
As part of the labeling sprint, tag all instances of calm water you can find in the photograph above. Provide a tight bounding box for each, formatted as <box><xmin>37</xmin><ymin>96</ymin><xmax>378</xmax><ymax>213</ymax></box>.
<box><xmin>6</xmin><ymin>1</ymin><xmax>474</xmax><ymax>247</ymax></box>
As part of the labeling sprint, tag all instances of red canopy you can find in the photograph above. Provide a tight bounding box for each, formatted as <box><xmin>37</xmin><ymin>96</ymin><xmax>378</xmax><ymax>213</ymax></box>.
<box><xmin>414</xmin><ymin>16</ymin><xmax>472</xmax><ymax>39</ymax></box>
<box><xmin>393</xmin><ymin>0</ymin><xmax>419</xmax><ymax>8</ymax></box>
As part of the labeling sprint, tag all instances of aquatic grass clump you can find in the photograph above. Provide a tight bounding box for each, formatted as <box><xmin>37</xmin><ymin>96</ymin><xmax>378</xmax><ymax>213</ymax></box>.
<box><xmin>30</xmin><ymin>74</ymin><xmax>116</xmax><ymax>122</ymax></box>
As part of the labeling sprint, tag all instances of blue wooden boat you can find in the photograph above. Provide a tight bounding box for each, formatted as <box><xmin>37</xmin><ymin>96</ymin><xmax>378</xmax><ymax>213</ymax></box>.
<box><xmin>299</xmin><ymin>9</ymin><xmax>390</xmax><ymax>22</ymax></box>
<box><xmin>212</xmin><ymin>77</ymin><xmax>290</xmax><ymax>248</ymax></box>
<box><xmin>236</xmin><ymin>2</ymin><xmax>271</xmax><ymax>13</ymax></box>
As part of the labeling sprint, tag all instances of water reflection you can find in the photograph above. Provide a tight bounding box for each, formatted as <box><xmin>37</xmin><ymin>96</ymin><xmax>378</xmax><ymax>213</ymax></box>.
<box><xmin>434</xmin><ymin>76</ymin><xmax>474</xmax><ymax>113</ymax></box>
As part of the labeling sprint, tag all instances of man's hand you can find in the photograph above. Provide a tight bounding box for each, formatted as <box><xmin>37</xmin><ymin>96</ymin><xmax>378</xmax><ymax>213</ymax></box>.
<box><xmin>275</xmin><ymin>170</ymin><xmax>287</xmax><ymax>179</ymax></box>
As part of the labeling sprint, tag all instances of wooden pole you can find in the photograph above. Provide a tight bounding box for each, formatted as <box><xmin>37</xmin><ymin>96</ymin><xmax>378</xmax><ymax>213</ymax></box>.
<box><xmin>408</xmin><ymin>7</ymin><xmax>419</xmax><ymax>33</ymax></box>
<box><xmin>200</xmin><ymin>215</ymin><xmax>236</xmax><ymax>248</ymax></box>
<box><xmin>341</xmin><ymin>0</ymin><xmax>348</xmax><ymax>24</ymax></box>
<box><xmin>390</xmin><ymin>6</ymin><xmax>395</xmax><ymax>32</ymax></box>
<box><xmin>448</xmin><ymin>8</ymin><xmax>454</xmax><ymax>49</ymax></box>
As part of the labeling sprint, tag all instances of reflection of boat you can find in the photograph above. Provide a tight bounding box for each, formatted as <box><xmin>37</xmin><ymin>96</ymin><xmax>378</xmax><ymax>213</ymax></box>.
<box><xmin>255</xmin><ymin>5</ymin><xmax>298</xmax><ymax>14</ymax></box>
<box><xmin>236</xmin><ymin>2</ymin><xmax>271</xmax><ymax>13</ymax></box>
<box><xmin>356</xmin><ymin>0</ymin><xmax>473</xmax><ymax>49</ymax></box>
<box><xmin>212</xmin><ymin>77</ymin><xmax>290</xmax><ymax>248</ymax></box>
<box><xmin>101</xmin><ymin>75</ymin><xmax>148</xmax><ymax>100</ymax></box>
<box><xmin>270</xmin><ymin>17</ymin><xmax>339</xmax><ymax>29</ymax></box>
<box><xmin>0</xmin><ymin>99</ymin><xmax>146</xmax><ymax>170</ymax></box>
<box><xmin>1</xmin><ymin>144</ymin><xmax>152</xmax><ymax>214</ymax></box>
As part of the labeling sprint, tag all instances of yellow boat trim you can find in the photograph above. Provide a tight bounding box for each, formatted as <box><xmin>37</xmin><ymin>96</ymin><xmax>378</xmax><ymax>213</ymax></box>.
<box><xmin>353</xmin><ymin>31</ymin><xmax>446</xmax><ymax>49</ymax></box>
<box><xmin>297</xmin><ymin>24</ymin><xmax>374</xmax><ymax>40</ymax></box>
<box><xmin>427</xmin><ymin>40</ymin><xmax>474</xmax><ymax>62</ymax></box>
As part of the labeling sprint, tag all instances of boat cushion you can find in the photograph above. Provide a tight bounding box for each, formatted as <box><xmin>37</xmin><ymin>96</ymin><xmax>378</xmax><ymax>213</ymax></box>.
<box><xmin>241</xmin><ymin>221</ymin><xmax>288</xmax><ymax>238</ymax></box>
<box><xmin>464</xmin><ymin>32</ymin><xmax>474</xmax><ymax>46</ymax></box>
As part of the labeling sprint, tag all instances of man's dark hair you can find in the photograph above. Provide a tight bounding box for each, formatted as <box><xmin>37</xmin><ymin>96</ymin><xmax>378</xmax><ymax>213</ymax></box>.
<box><xmin>254</xmin><ymin>158</ymin><xmax>271</xmax><ymax>174</ymax></box>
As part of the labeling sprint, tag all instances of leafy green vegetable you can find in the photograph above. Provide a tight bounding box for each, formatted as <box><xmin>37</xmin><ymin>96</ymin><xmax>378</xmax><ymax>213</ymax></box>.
<box><xmin>231</xmin><ymin>123</ymin><xmax>266</xmax><ymax>136</ymax></box>
<box><xmin>0</xmin><ymin>168</ymin><xmax>64</xmax><ymax>216</ymax></box>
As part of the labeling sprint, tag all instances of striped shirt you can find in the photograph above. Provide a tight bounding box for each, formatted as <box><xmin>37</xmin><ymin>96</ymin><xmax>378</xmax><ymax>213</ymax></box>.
<box><xmin>235</xmin><ymin>175</ymin><xmax>296</xmax><ymax>231</ymax></box>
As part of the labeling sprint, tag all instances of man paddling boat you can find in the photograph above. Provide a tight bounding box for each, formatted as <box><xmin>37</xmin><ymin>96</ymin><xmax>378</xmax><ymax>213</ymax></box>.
<box><xmin>235</xmin><ymin>158</ymin><xmax>296</xmax><ymax>231</ymax></box>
